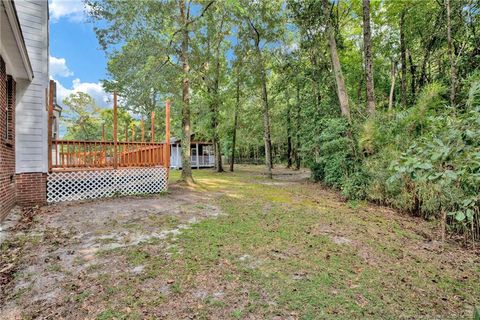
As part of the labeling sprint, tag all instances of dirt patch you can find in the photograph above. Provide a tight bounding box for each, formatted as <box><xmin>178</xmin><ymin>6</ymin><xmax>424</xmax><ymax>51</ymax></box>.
<box><xmin>0</xmin><ymin>183</ymin><xmax>223</xmax><ymax>319</ymax></box>
<box><xmin>0</xmin><ymin>207</ymin><xmax>43</xmax><ymax>307</ymax></box>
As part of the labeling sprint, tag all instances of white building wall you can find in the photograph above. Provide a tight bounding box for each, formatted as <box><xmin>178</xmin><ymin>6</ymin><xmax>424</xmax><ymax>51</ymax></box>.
<box><xmin>14</xmin><ymin>0</ymin><xmax>49</xmax><ymax>173</ymax></box>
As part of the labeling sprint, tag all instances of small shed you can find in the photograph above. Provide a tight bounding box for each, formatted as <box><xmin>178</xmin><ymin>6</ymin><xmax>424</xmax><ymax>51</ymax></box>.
<box><xmin>170</xmin><ymin>135</ymin><xmax>214</xmax><ymax>169</ymax></box>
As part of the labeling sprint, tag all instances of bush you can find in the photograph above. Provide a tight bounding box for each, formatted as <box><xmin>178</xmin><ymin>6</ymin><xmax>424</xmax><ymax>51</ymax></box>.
<box><xmin>312</xmin><ymin>82</ymin><xmax>480</xmax><ymax>242</ymax></box>
<box><xmin>310</xmin><ymin>117</ymin><xmax>366</xmax><ymax>199</ymax></box>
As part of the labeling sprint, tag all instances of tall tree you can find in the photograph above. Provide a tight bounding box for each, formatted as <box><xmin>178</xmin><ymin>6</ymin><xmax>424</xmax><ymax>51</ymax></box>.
<box><xmin>400</xmin><ymin>9</ymin><xmax>407</xmax><ymax>107</ymax></box>
<box><xmin>249</xmin><ymin>19</ymin><xmax>273</xmax><ymax>178</ymax></box>
<box><xmin>321</xmin><ymin>0</ymin><xmax>351</xmax><ymax>122</ymax></box>
<box><xmin>446</xmin><ymin>0</ymin><xmax>456</xmax><ymax>106</ymax></box>
<box><xmin>230</xmin><ymin>65</ymin><xmax>241</xmax><ymax>172</ymax></box>
<box><xmin>238</xmin><ymin>1</ymin><xmax>284</xmax><ymax>178</ymax></box>
<box><xmin>89</xmin><ymin>0</ymin><xmax>215</xmax><ymax>184</ymax></box>
<box><xmin>179</xmin><ymin>0</ymin><xmax>193</xmax><ymax>182</ymax></box>
<box><xmin>362</xmin><ymin>0</ymin><xmax>376</xmax><ymax>115</ymax></box>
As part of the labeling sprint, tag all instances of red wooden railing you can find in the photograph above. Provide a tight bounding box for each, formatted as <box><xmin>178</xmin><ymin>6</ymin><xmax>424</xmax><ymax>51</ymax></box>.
<box><xmin>51</xmin><ymin>140</ymin><xmax>167</xmax><ymax>170</ymax></box>
<box><xmin>48</xmin><ymin>87</ymin><xmax>171</xmax><ymax>172</ymax></box>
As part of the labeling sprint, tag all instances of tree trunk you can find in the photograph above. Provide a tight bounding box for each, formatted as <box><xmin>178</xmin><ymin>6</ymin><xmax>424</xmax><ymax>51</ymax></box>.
<box><xmin>259</xmin><ymin>49</ymin><xmax>273</xmax><ymax>178</ymax></box>
<box><xmin>212</xmin><ymin>43</ymin><xmax>223</xmax><ymax>172</ymax></box>
<box><xmin>388</xmin><ymin>60</ymin><xmax>397</xmax><ymax>111</ymax></box>
<box><xmin>362</xmin><ymin>0</ymin><xmax>375</xmax><ymax>115</ymax></box>
<box><xmin>322</xmin><ymin>0</ymin><xmax>351</xmax><ymax>122</ymax></box>
<box><xmin>249</xmin><ymin>19</ymin><xmax>273</xmax><ymax>179</ymax></box>
<box><xmin>179</xmin><ymin>0</ymin><xmax>193</xmax><ymax>183</ymax></box>
<box><xmin>230</xmin><ymin>70</ymin><xmax>240</xmax><ymax>172</ymax></box>
<box><xmin>295</xmin><ymin>84</ymin><xmax>301</xmax><ymax>170</ymax></box>
<box><xmin>418</xmin><ymin>14</ymin><xmax>440</xmax><ymax>89</ymax></box>
<box><xmin>286</xmin><ymin>96</ymin><xmax>292</xmax><ymax>169</ymax></box>
<box><xmin>446</xmin><ymin>0</ymin><xmax>456</xmax><ymax>106</ymax></box>
<box><xmin>408</xmin><ymin>50</ymin><xmax>416</xmax><ymax>102</ymax></box>
<box><xmin>400</xmin><ymin>9</ymin><xmax>407</xmax><ymax>108</ymax></box>
<box><xmin>211</xmin><ymin>19</ymin><xmax>225</xmax><ymax>172</ymax></box>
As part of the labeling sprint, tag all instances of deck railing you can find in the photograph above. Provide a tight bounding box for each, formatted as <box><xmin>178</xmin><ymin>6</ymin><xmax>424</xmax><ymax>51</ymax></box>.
<box><xmin>48</xmin><ymin>88</ymin><xmax>171</xmax><ymax>172</ymax></box>
<box><xmin>51</xmin><ymin>140</ymin><xmax>168</xmax><ymax>170</ymax></box>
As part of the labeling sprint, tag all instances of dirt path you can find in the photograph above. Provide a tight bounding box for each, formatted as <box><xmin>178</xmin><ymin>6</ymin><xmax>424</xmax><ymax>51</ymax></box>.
<box><xmin>1</xmin><ymin>165</ymin><xmax>478</xmax><ymax>319</ymax></box>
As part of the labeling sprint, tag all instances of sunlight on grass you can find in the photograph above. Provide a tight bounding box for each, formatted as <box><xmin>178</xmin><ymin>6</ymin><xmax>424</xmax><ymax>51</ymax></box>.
<box><xmin>158</xmin><ymin>167</ymin><xmax>479</xmax><ymax>318</ymax></box>
<box><xmin>51</xmin><ymin>166</ymin><xmax>477</xmax><ymax>319</ymax></box>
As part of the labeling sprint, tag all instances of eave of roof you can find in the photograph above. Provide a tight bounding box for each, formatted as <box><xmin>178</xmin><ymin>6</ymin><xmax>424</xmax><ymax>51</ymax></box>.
<box><xmin>3</xmin><ymin>0</ymin><xmax>34</xmax><ymax>81</ymax></box>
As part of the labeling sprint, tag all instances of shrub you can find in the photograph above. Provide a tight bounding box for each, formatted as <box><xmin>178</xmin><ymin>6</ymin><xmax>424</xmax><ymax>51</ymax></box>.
<box><xmin>312</xmin><ymin>81</ymin><xmax>480</xmax><ymax>242</ymax></box>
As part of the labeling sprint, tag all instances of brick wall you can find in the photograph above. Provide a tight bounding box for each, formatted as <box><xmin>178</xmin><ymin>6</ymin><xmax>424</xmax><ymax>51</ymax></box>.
<box><xmin>0</xmin><ymin>56</ymin><xmax>16</xmax><ymax>220</ymax></box>
<box><xmin>16</xmin><ymin>173</ymin><xmax>47</xmax><ymax>207</ymax></box>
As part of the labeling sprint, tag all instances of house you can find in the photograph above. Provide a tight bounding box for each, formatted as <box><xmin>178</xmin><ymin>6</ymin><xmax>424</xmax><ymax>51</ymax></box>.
<box><xmin>170</xmin><ymin>134</ymin><xmax>215</xmax><ymax>169</ymax></box>
<box><xmin>1</xmin><ymin>0</ymin><xmax>170</xmax><ymax>209</ymax></box>
<box><xmin>0</xmin><ymin>0</ymin><xmax>49</xmax><ymax>219</ymax></box>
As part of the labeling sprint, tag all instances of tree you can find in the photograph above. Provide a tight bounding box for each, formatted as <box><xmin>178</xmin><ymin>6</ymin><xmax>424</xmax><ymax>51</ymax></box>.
<box><xmin>62</xmin><ymin>92</ymin><xmax>101</xmax><ymax>140</ymax></box>
<box><xmin>321</xmin><ymin>0</ymin><xmax>351</xmax><ymax>122</ymax></box>
<box><xmin>179</xmin><ymin>0</ymin><xmax>194</xmax><ymax>182</ymax></box>
<box><xmin>230</xmin><ymin>62</ymin><xmax>241</xmax><ymax>172</ymax></box>
<box><xmin>88</xmin><ymin>0</ymin><xmax>215</xmax><ymax>184</ymax></box>
<box><xmin>400</xmin><ymin>8</ymin><xmax>407</xmax><ymax>108</ymax></box>
<box><xmin>362</xmin><ymin>0</ymin><xmax>376</xmax><ymax>115</ymax></box>
<box><xmin>237</xmin><ymin>0</ymin><xmax>285</xmax><ymax>178</ymax></box>
<box><xmin>446</xmin><ymin>0</ymin><xmax>456</xmax><ymax>106</ymax></box>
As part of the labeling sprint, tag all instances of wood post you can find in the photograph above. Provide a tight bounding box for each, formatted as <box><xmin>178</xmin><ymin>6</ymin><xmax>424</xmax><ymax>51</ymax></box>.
<box><xmin>113</xmin><ymin>92</ymin><xmax>118</xmax><ymax>169</ymax></box>
<box><xmin>48</xmin><ymin>80</ymin><xmax>55</xmax><ymax>173</ymax></box>
<box><xmin>141</xmin><ymin>117</ymin><xmax>145</xmax><ymax>143</ymax></box>
<box><xmin>165</xmin><ymin>100</ymin><xmax>171</xmax><ymax>169</ymax></box>
<box><xmin>151</xmin><ymin>111</ymin><xmax>155</xmax><ymax>142</ymax></box>
<box><xmin>102</xmin><ymin>123</ymin><xmax>105</xmax><ymax>141</ymax></box>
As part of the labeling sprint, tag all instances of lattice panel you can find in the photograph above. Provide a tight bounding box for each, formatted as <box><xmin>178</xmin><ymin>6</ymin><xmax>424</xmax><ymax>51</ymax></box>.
<box><xmin>47</xmin><ymin>166</ymin><xmax>168</xmax><ymax>203</ymax></box>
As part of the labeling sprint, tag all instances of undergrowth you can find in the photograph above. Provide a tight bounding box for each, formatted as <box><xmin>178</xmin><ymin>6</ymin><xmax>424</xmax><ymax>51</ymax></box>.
<box><xmin>310</xmin><ymin>81</ymin><xmax>480</xmax><ymax>244</ymax></box>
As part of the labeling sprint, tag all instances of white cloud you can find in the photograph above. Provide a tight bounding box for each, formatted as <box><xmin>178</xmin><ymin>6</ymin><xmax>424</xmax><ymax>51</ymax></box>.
<box><xmin>49</xmin><ymin>0</ymin><xmax>87</xmax><ymax>22</ymax></box>
<box><xmin>49</xmin><ymin>56</ymin><xmax>74</xmax><ymax>78</ymax></box>
<box><xmin>55</xmin><ymin>78</ymin><xmax>111</xmax><ymax>108</ymax></box>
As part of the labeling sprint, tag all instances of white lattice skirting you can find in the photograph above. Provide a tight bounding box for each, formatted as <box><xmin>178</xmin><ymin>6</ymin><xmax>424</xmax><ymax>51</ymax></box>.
<box><xmin>47</xmin><ymin>166</ymin><xmax>168</xmax><ymax>203</ymax></box>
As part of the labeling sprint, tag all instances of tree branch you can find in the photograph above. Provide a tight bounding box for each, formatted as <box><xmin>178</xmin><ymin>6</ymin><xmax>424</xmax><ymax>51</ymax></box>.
<box><xmin>168</xmin><ymin>0</ymin><xmax>216</xmax><ymax>49</ymax></box>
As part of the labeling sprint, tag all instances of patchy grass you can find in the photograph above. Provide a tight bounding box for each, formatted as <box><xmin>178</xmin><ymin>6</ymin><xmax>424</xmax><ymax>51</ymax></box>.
<box><xmin>1</xmin><ymin>166</ymin><xmax>479</xmax><ymax>319</ymax></box>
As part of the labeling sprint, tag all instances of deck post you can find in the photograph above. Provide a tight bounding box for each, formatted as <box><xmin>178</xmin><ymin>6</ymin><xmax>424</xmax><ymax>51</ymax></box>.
<box><xmin>151</xmin><ymin>111</ymin><xmax>155</xmax><ymax>142</ymax></box>
<box><xmin>141</xmin><ymin>117</ymin><xmax>145</xmax><ymax>143</ymax></box>
<box><xmin>113</xmin><ymin>92</ymin><xmax>118</xmax><ymax>169</ymax></box>
<box><xmin>196</xmin><ymin>142</ymin><xmax>199</xmax><ymax>169</ymax></box>
<box><xmin>165</xmin><ymin>100</ymin><xmax>171</xmax><ymax>172</ymax></box>
<box><xmin>48</xmin><ymin>80</ymin><xmax>55</xmax><ymax>173</ymax></box>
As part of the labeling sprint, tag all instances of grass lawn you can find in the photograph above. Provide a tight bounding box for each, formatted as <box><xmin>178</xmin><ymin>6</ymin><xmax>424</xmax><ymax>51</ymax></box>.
<box><xmin>1</xmin><ymin>165</ymin><xmax>479</xmax><ymax>319</ymax></box>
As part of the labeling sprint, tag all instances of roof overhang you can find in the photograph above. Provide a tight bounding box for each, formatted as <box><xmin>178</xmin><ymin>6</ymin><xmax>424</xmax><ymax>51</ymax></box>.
<box><xmin>1</xmin><ymin>0</ymin><xmax>33</xmax><ymax>81</ymax></box>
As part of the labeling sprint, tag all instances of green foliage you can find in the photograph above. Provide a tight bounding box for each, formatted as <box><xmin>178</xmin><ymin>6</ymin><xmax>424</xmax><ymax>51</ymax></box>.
<box><xmin>310</xmin><ymin>118</ymin><xmax>367</xmax><ymax>199</ymax></box>
<box><xmin>62</xmin><ymin>92</ymin><xmax>101</xmax><ymax>140</ymax></box>
<box><xmin>311</xmin><ymin>81</ymin><xmax>480</xmax><ymax>240</ymax></box>
<box><xmin>62</xmin><ymin>92</ymin><xmax>144</xmax><ymax>142</ymax></box>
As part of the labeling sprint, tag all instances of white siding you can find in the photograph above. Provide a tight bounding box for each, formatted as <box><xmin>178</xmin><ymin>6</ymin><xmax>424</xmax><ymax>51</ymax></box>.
<box><xmin>15</xmin><ymin>0</ymin><xmax>49</xmax><ymax>173</ymax></box>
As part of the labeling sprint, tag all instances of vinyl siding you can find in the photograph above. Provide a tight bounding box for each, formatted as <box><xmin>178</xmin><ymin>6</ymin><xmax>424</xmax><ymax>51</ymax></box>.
<box><xmin>15</xmin><ymin>0</ymin><xmax>49</xmax><ymax>173</ymax></box>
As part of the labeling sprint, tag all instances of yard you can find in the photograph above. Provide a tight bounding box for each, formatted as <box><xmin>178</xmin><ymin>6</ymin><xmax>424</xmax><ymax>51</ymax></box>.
<box><xmin>1</xmin><ymin>165</ymin><xmax>479</xmax><ymax>319</ymax></box>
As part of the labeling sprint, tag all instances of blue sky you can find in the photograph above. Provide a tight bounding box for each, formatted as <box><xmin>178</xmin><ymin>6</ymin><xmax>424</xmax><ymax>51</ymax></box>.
<box><xmin>49</xmin><ymin>0</ymin><xmax>110</xmax><ymax>107</ymax></box>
